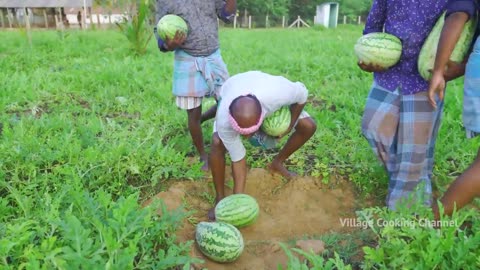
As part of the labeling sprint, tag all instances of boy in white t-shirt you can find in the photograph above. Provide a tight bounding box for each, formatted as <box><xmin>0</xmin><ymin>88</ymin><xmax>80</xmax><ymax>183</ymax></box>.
<box><xmin>209</xmin><ymin>71</ymin><xmax>317</xmax><ymax>220</ymax></box>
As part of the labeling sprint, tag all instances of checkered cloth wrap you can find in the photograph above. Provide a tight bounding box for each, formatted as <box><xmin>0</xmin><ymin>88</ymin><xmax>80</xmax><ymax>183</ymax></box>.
<box><xmin>172</xmin><ymin>49</ymin><xmax>229</xmax><ymax>98</ymax></box>
<box><xmin>361</xmin><ymin>83</ymin><xmax>444</xmax><ymax>210</ymax></box>
<box><xmin>464</xmin><ymin>37</ymin><xmax>480</xmax><ymax>139</ymax></box>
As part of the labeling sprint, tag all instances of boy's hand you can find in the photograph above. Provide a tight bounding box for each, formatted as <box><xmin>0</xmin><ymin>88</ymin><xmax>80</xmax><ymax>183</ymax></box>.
<box><xmin>427</xmin><ymin>70</ymin><xmax>446</xmax><ymax>109</ymax></box>
<box><xmin>357</xmin><ymin>61</ymin><xmax>388</xmax><ymax>73</ymax></box>
<box><xmin>164</xmin><ymin>31</ymin><xmax>186</xmax><ymax>51</ymax></box>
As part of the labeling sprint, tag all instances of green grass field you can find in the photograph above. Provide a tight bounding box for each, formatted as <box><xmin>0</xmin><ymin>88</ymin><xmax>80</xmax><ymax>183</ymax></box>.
<box><xmin>1</xmin><ymin>26</ymin><xmax>479</xmax><ymax>269</ymax></box>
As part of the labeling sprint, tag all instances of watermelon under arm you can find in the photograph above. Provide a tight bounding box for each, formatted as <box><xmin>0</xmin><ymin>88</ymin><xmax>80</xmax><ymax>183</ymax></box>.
<box><xmin>418</xmin><ymin>12</ymin><xmax>477</xmax><ymax>80</ymax></box>
<box><xmin>354</xmin><ymin>32</ymin><xmax>402</xmax><ymax>70</ymax></box>
<box><xmin>431</xmin><ymin>12</ymin><xmax>470</xmax><ymax>75</ymax></box>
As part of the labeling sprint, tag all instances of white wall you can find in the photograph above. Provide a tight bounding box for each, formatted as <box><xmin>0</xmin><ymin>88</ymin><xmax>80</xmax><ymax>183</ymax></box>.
<box><xmin>315</xmin><ymin>4</ymin><xmax>330</xmax><ymax>27</ymax></box>
<box><xmin>66</xmin><ymin>13</ymin><xmax>124</xmax><ymax>24</ymax></box>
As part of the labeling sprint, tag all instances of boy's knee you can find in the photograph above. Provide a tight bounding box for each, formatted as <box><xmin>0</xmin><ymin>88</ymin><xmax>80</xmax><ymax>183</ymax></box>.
<box><xmin>298</xmin><ymin>117</ymin><xmax>317</xmax><ymax>135</ymax></box>
<box><xmin>212</xmin><ymin>133</ymin><xmax>225</xmax><ymax>150</ymax></box>
<box><xmin>305</xmin><ymin>118</ymin><xmax>317</xmax><ymax>135</ymax></box>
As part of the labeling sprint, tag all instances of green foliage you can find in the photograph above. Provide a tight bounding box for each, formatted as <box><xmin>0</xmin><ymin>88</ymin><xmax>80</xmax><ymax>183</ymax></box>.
<box><xmin>278</xmin><ymin>243</ymin><xmax>352</xmax><ymax>270</ymax></box>
<box><xmin>1</xmin><ymin>25</ymin><xmax>479</xmax><ymax>268</ymax></box>
<box><xmin>116</xmin><ymin>0</ymin><xmax>153</xmax><ymax>55</ymax></box>
<box><xmin>238</xmin><ymin>0</ymin><xmax>373</xmax><ymax>20</ymax></box>
<box><xmin>0</xmin><ymin>186</ymin><xmax>201</xmax><ymax>269</ymax></box>
<box><xmin>335</xmin><ymin>0</ymin><xmax>373</xmax><ymax>18</ymax></box>
<box><xmin>238</xmin><ymin>0</ymin><xmax>292</xmax><ymax>17</ymax></box>
<box><xmin>357</xmin><ymin>201</ymin><xmax>480</xmax><ymax>269</ymax></box>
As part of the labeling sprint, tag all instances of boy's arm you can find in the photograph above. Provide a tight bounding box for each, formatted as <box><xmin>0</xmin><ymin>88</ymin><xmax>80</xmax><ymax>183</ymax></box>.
<box><xmin>277</xmin><ymin>83</ymin><xmax>308</xmax><ymax>138</ymax></box>
<box><xmin>218</xmin><ymin>128</ymin><xmax>248</xmax><ymax>192</ymax></box>
<box><xmin>428</xmin><ymin>0</ymin><xmax>476</xmax><ymax>108</ymax></box>
<box><xmin>363</xmin><ymin>0</ymin><xmax>387</xmax><ymax>34</ymax></box>
<box><xmin>231</xmin><ymin>158</ymin><xmax>247</xmax><ymax>193</ymax></box>
<box><xmin>216</xmin><ymin>0</ymin><xmax>237</xmax><ymax>23</ymax></box>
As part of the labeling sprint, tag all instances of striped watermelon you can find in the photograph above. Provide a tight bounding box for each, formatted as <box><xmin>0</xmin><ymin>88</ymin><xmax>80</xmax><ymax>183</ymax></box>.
<box><xmin>261</xmin><ymin>106</ymin><xmax>292</xmax><ymax>137</ymax></box>
<box><xmin>418</xmin><ymin>12</ymin><xmax>477</xmax><ymax>80</ymax></box>
<box><xmin>195</xmin><ymin>222</ymin><xmax>244</xmax><ymax>263</ymax></box>
<box><xmin>354</xmin><ymin>32</ymin><xmax>402</xmax><ymax>69</ymax></box>
<box><xmin>157</xmin><ymin>14</ymin><xmax>188</xmax><ymax>41</ymax></box>
<box><xmin>215</xmin><ymin>194</ymin><xmax>260</xmax><ymax>228</ymax></box>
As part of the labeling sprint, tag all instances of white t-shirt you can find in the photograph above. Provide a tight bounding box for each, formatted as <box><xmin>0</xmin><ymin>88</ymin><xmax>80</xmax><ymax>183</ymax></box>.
<box><xmin>215</xmin><ymin>71</ymin><xmax>309</xmax><ymax>162</ymax></box>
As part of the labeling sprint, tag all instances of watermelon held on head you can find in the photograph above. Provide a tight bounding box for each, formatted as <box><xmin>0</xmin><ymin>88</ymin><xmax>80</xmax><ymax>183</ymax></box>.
<box><xmin>354</xmin><ymin>32</ymin><xmax>402</xmax><ymax>69</ymax></box>
<box><xmin>195</xmin><ymin>221</ymin><xmax>244</xmax><ymax>263</ymax></box>
<box><xmin>418</xmin><ymin>12</ymin><xmax>477</xmax><ymax>81</ymax></box>
<box><xmin>156</xmin><ymin>14</ymin><xmax>188</xmax><ymax>41</ymax></box>
<box><xmin>261</xmin><ymin>106</ymin><xmax>292</xmax><ymax>137</ymax></box>
<box><xmin>215</xmin><ymin>194</ymin><xmax>260</xmax><ymax>228</ymax></box>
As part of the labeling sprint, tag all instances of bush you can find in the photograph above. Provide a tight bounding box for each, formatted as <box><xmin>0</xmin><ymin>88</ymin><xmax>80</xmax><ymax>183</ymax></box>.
<box><xmin>0</xmin><ymin>184</ymin><xmax>201</xmax><ymax>269</ymax></box>
<box><xmin>357</xmin><ymin>200</ymin><xmax>480</xmax><ymax>269</ymax></box>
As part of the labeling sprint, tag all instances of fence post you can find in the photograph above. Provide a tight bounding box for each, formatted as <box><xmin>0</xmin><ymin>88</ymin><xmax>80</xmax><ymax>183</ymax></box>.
<box><xmin>43</xmin><ymin>9</ymin><xmax>48</xmax><ymax>28</ymax></box>
<box><xmin>358</xmin><ymin>16</ymin><xmax>361</xmax><ymax>24</ymax></box>
<box><xmin>282</xmin><ymin>16</ymin><xmax>285</xmax><ymax>28</ymax></box>
<box><xmin>343</xmin><ymin>15</ymin><xmax>346</xmax><ymax>24</ymax></box>
<box><xmin>233</xmin><ymin>14</ymin><xmax>237</xmax><ymax>28</ymax></box>
<box><xmin>6</xmin><ymin>9</ymin><xmax>12</xmax><ymax>28</ymax></box>
<box><xmin>96</xmin><ymin>13</ymin><xmax>101</xmax><ymax>28</ymax></box>
<box><xmin>314</xmin><ymin>15</ymin><xmax>317</xmax><ymax>24</ymax></box>
<box><xmin>265</xmin><ymin>15</ymin><xmax>268</xmax><ymax>28</ymax></box>
<box><xmin>0</xmin><ymin>11</ymin><xmax>4</xmax><ymax>28</ymax></box>
<box><xmin>297</xmin><ymin>16</ymin><xmax>300</xmax><ymax>28</ymax></box>
<box><xmin>24</xmin><ymin>8</ymin><xmax>32</xmax><ymax>46</ymax></box>
<box><xmin>248</xmin><ymin>15</ymin><xmax>251</xmax><ymax>29</ymax></box>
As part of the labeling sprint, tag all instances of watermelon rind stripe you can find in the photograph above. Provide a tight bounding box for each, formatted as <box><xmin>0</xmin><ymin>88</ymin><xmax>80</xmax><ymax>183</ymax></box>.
<box><xmin>215</xmin><ymin>194</ymin><xmax>260</xmax><ymax>228</ymax></box>
<box><xmin>354</xmin><ymin>32</ymin><xmax>402</xmax><ymax>68</ymax></box>
<box><xmin>195</xmin><ymin>222</ymin><xmax>244</xmax><ymax>263</ymax></box>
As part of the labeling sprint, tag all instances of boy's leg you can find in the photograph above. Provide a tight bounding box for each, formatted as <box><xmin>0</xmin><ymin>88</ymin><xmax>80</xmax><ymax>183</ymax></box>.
<box><xmin>361</xmin><ymin>84</ymin><xmax>401</xmax><ymax>180</ymax></box>
<box><xmin>209</xmin><ymin>132</ymin><xmax>227</xmax><ymax>220</ymax></box>
<box><xmin>433</xmin><ymin>148</ymin><xmax>480</xmax><ymax>219</ymax></box>
<box><xmin>201</xmin><ymin>104</ymin><xmax>217</xmax><ymax>124</ymax></box>
<box><xmin>177</xmin><ymin>96</ymin><xmax>209</xmax><ymax>171</ymax></box>
<box><xmin>387</xmin><ymin>92</ymin><xmax>443</xmax><ymax>210</ymax></box>
<box><xmin>268</xmin><ymin>115</ymin><xmax>316</xmax><ymax>178</ymax></box>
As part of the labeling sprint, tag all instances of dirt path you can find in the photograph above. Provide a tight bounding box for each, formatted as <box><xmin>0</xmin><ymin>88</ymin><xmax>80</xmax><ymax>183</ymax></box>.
<box><xmin>144</xmin><ymin>168</ymin><xmax>360</xmax><ymax>270</ymax></box>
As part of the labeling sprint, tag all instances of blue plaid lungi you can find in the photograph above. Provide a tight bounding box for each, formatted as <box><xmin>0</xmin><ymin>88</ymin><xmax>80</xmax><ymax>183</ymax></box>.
<box><xmin>464</xmin><ymin>37</ymin><xmax>480</xmax><ymax>139</ymax></box>
<box><xmin>361</xmin><ymin>83</ymin><xmax>444</xmax><ymax>210</ymax></box>
<box><xmin>172</xmin><ymin>49</ymin><xmax>229</xmax><ymax>98</ymax></box>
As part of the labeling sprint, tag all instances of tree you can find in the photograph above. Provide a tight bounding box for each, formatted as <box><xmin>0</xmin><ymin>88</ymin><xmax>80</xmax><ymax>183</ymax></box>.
<box><xmin>238</xmin><ymin>0</ymin><xmax>291</xmax><ymax>17</ymax></box>
<box><xmin>336</xmin><ymin>0</ymin><xmax>372</xmax><ymax>19</ymax></box>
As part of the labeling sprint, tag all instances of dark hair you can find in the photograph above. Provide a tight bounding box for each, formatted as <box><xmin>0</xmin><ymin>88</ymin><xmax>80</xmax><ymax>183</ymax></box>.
<box><xmin>229</xmin><ymin>94</ymin><xmax>261</xmax><ymax>115</ymax></box>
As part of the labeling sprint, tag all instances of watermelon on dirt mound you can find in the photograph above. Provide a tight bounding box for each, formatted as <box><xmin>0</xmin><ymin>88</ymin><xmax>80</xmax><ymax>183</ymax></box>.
<box><xmin>195</xmin><ymin>221</ymin><xmax>244</xmax><ymax>263</ymax></box>
<box><xmin>156</xmin><ymin>14</ymin><xmax>188</xmax><ymax>41</ymax></box>
<box><xmin>354</xmin><ymin>32</ymin><xmax>402</xmax><ymax>69</ymax></box>
<box><xmin>215</xmin><ymin>194</ymin><xmax>260</xmax><ymax>228</ymax></box>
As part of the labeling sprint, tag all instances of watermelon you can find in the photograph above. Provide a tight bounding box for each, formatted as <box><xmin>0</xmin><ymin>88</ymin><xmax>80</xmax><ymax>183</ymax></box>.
<box><xmin>354</xmin><ymin>32</ymin><xmax>402</xmax><ymax>69</ymax></box>
<box><xmin>418</xmin><ymin>12</ymin><xmax>477</xmax><ymax>80</ymax></box>
<box><xmin>156</xmin><ymin>14</ymin><xmax>188</xmax><ymax>41</ymax></box>
<box><xmin>195</xmin><ymin>222</ymin><xmax>244</xmax><ymax>263</ymax></box>
<box><xmin>215</xmin><ymin>194</ymin><xmax>260</xmax><ymax>228</ymax></box>
<box><xmin>261</xmin><ymin>106</ymin><xmax>292</xmax><ymax>137</ymax></box>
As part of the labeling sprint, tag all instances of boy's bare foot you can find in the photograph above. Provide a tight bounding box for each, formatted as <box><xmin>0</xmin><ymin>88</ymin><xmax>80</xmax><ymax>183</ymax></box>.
<box><xmin>200</xmin><ymin>156</ymin><xmax>209</xmax><ymax>172</ymax></box>
<box><xmin>268</xmin><ymin>161</ymin><xmax>297</xmax><ymax>179</ymax></box>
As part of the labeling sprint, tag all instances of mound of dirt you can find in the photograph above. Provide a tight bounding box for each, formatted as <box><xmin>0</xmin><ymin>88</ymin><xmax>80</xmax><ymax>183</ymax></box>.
<box><xmin>144</xmin><ymin>168</ymin><xmax>360</xmax><ymax>270</ymax></box>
